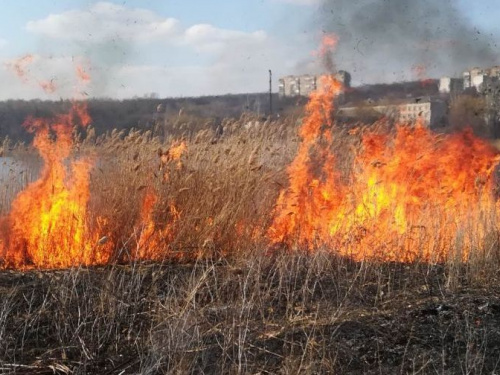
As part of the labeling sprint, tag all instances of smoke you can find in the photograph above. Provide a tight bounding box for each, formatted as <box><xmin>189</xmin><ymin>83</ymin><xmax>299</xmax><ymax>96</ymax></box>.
<box><xmin>317</xmin><ymin>0</ymin><xmax>499</xmax><ymax>84</ymax></box>
<box><xmin>79</xmin><ymin>39</ymin><xmax>133</xmax><ymax>97</ymax></box>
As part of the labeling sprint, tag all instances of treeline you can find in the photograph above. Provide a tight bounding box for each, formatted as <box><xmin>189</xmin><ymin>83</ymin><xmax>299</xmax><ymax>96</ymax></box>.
<box><xmin>343</xmin><ymin>80</ymin><xmax>439</xmax><ymax>104</ymax></box>
<box><xmin>0</xmin><ymin>93</ymin><xmax>305</xmax><ymax>143</ymax></box>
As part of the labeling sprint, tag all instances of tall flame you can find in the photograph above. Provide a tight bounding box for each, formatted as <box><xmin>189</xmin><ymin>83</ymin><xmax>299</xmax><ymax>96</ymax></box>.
<box><xmin>0</xmin><ymin>67</ymin><xmax>109</xmax><ymax>269</ymax></box>
<box><xmin>268</xmin><ymin>74</ymin><xmax>344</xmax><ymax>247</ymax></box>
<box><xmin>269</xmin><ymin>77</ymin><xmax>500</xmax><ymax>261</ymax></box>
<box><xmin>268</xmin><ymin>37</ymin><xmax>500</xmax><ymax>262</ymax></box>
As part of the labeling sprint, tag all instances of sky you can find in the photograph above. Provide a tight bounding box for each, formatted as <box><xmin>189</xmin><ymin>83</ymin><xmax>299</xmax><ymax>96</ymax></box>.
<box><xmin>0</xmin><ymin>0</ymin><xmax>498</xmax><ymax>100</ymax></box>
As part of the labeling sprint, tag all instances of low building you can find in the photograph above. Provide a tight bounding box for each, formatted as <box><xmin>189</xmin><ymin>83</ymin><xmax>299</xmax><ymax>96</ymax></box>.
<box><xmin>279</xmin><ymin>71</ymin><xmax>351</xmax><ymax>97</ymax></box>
<box><xmin>339</xmin><ymin>97</ymin><xmax>447</xmax><ymax>128</ymax></box>
<box><xmin>463</xmin><ymin>66</ymin><xmax>500</xmax><ymax>92</ymax></box>
<box><xmin>439</xmin><ymin>77</ymin><xmax>464</xmax><ymax>94</ymax></box>
<box><xmin>278</xmin><ymin>74</ymin><xmax>316</xmax><ymax>97</ymax></box>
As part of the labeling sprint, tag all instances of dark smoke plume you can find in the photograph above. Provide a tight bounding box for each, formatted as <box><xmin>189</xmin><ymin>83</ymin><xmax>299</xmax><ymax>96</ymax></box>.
<box><xmin>318</xmin><ymin>0</ymin><xmax>499</xmax><ymax>84</ymax></box>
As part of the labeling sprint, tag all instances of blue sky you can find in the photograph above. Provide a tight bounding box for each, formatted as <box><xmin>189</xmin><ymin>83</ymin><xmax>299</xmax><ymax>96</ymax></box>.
<box><xmin>458</xmin><ymin>0</ymin><xmax>500</xmax><ymax>32</ymax></box>
<box><xmin>0</xmin><ymin>0</ymin><xmax>497</xmax><ymax>99</ymax></box>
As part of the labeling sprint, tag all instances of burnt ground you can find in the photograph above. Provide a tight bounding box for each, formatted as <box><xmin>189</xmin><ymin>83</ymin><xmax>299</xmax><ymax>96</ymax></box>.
<box><xmin>1</xmin><ymin>254</ymin><xmax>500</xmax><ymax>374</ymax></box>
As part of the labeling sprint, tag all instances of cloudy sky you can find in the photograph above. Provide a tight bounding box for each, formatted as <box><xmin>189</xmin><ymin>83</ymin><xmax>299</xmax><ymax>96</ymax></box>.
<box><xmin>0</xmin><ymin>0</ymin><xmax>498</xmax><ymax>100</ymax></box>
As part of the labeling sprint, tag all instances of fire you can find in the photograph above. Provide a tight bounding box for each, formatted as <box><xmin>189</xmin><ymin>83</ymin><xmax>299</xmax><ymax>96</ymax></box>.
<box><xmin>341</xmin><ymin>124</ymin><xmax>500</xmax><ymax>261</ymax></box>
<box><xmin>160</xmin><ymin>141</ymin><xmax>187</xmax><ymax>181</ymax></box>
<box><xmin>7</xmin><ymin>54</ymin><xmax>34</xmax><ymax>82</ymax></box>
<box><xmin>160</xmin><ymin>141</ymin><xmax>187</xmax><ymax>168</ymax></box>
<box><xmin>268</xmin><ymin>72</ymin><xmax>500</xmax><ymax>262</ymax></box>
<box><xmin>313</xmin><ymin>33</ymin><xmax>338</xmax><ymax>72</ymax></box>
<box><xmin>7</xmin><ymin>55</ymin><xmax>58</xmax><ymax>94</ymax></box>
<box><xmin>0</xmin><ymin>66</ymin><xmax>110</xmax><ymax>269</ymax></box>
<box><xmin>76</xmin><ymin>65</ymin><xmax>91</xmax><ymax>83</ymax></box>
<box><xmin>268</xmin><ymin>34</ymin><xmax>500</xmax><ymax>263</ymax></box>
<box><xmin>135</xmin><ymin>193</ymin><xmax>180</xmax><ymax>260</ymax></box>
<box><xmin>268</xmin><ymin>74</ymin><xmax>344</xmax><ymax>248</ymax></box>
<box><xmin>3</xmin><ymin>38</ymin><xmax>499</xmax><ymax>268</ymax></box>
<box><xmin>135</xmin><ymin>142</ymin><xmax>187</xmax><ymax>260</ymax></box>
<box><xmin>168</xmin><ymin>142</ymin><xmax>187</xmax><ymax>163</ymax></box>
<box><xmin>317</xmin><ymin>34</ymin><xmax>338</xmax><ymax>57</ymax></box>
<box><xmin>135</xmin><ymin>189</ymin><xmax>160</xmax><ymax>260</ymax></box>
<box><xmin>0</xmin><ymin>104</ymin><xmax>109</xmax><ymax>268</ymax></box>
<box><xmin>412</xmin><ymin>63</ymin><xmax>434</xmax><ymax>87</ymax></box>
<box><xmin>39</xmin><ymin>80</ymin><xmax>57</xmax><ymax>94</ymax></box>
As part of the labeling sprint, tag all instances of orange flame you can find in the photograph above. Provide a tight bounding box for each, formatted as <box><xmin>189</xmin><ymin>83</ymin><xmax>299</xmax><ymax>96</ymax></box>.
<box><xmin>268</xmin><ymin>34</ymin><xmax>500</xmax><ymax>263</ymax></box>
<box><xmin>169</xmin><ymin>142</ymin><xmax>187</xmax><ymax>159</ymax></box>
<box><xmin>0</xmin><ymin>64</ymin><xmax>111</xmax><ymax>269</ymax></box>
<box><xmin>166</xmin><ymin>141</ymin><xmax>187</xmax><ymax>169</ymax></box>
<box><xmin>268</xmin><ymin>74</ymin><xmax>500</xmax><ymax>262</ymax></box>
<box><xmin>160</xmin><ymin>141</ymin><xmax>187</xmax><ymax>181</ymax></box>
<box><xmin>39</xmin><ymin>80</ymin><xmax>57</xmax><ymax>94</ymax></box>
<box><xmin>135</xmin><ymin>189</ymin><xmax>160</xmax><ymax>259</ymax></box>
<box><xmin>8</xmin><ymin>58</ymin><xmax>91</xmax><ymax>95</ymax></box>
<box><xmin>268</xmin><ymin>74</ymin><xmax>344</xmax><ymax>247</ymax></box>
<box><xmin>76</xmin><ymin>65</ymin><xmax>91</xmax><ymax>83</ymax></box>
<box><xmin>135</xmin><ymin>192</ymin><xmax>181</xmax><ymax>261</ymax></box>
<box><xmin>412</xmin><ymin>64</ymin><xmax>434</xmax><ymax>87</ymax></box>
<box><xmin>3</xmin><ymin>40</ymin><xmax>499</xmax><ymax>268</ymax></box>
<box><xmin>7</xmin><ymin>55</ymin><xmax>59</xmax><ymax>94</ymax></box>
<box><xmin>313</xmin><ymin>33</ymin><xmax>338</xmax><ymax>71</ymax></box>
<box><xmin>340</xmin><ymin>123</ymin><xmax>500</xmax><ymax>261</ymax></box>
<box><xmin>135</xmin><ymin>142</ymin><xmax>187</xmax><ymax>259</ymax></box>
<box><xmin>0</xmin><ymin>103</ymin><xmax>109</xmax><ymax>269</ymax></box>
<box><xmin>317</xmin><ymin>34</ymin><xmax>338</xmax><ymax>57</ymax></box>
<box><xmin>7</xmin><ymin>54</ymin><xmax>34</xmax><ymax>82</ymax></box>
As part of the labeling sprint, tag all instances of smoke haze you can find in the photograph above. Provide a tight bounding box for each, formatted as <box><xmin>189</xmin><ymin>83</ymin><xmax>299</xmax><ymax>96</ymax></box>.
<box><xmin>318</xmin><ymin>0</ymin><xmax>499</xmax><ymax>84</ymax></box>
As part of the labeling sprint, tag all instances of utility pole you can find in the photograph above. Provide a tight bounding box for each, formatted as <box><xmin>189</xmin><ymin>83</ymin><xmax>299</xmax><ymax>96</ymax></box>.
<box><xmin>269</xmin><ymin>69</ymin><xmax>273</xmax><ymax>117</ymax></box>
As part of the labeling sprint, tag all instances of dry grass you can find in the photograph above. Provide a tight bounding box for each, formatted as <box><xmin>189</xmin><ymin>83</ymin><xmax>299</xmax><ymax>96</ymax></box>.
<box><xmin>1</xmin><ymin>254</ymin><xmax>500</xmax><ymax>374</ymax></box>
<box><xmin>79</xmin><ymin>114</ymin><xmax>297</xmax><ymax>261</ymax></box>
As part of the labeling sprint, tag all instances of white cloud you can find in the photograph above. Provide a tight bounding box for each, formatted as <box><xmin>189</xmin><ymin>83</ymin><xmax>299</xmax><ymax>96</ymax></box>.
<box><xmin>26</xmin><ymin>2</ymin><xmax>180</xmax><ymax>43</ymax></box>
<box><xmin>25</xmin><ymin>1</ymin><xmax>268</xmax><ymax>51</ymax></box>
<box><xmin>8</xmin><ymin>2</ymin><xmax>316</xmax><ymax>99</ymax></box>
<box><xmin>184</xmin><ymin>24</ymin><xmax>267</xmax><ymax>52</ymax></box>
<box><xmin>0</xmin><ymin>33</ymin><xmax>303</xmax><ymax>100</ymax></box>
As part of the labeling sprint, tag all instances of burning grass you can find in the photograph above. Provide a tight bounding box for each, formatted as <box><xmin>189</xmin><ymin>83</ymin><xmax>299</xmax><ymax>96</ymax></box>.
<box><xmin>268</xmin><ymin>75</ymin><xmax>500</xmax><ymax>264</ymax></box>
<box><xmin>3</xmin><ymin>50</ymin><xmax>499</xmax><ymax>269</ymax></box>
<box><xmin>1</xmin><ymin>89</ymin><xmax>500</xmax><ymax>268</ymax></box>
<box><xmin>0</xmin><ymin>113</ymin><xmax>295</xmax><ymax>269</ymax></box>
